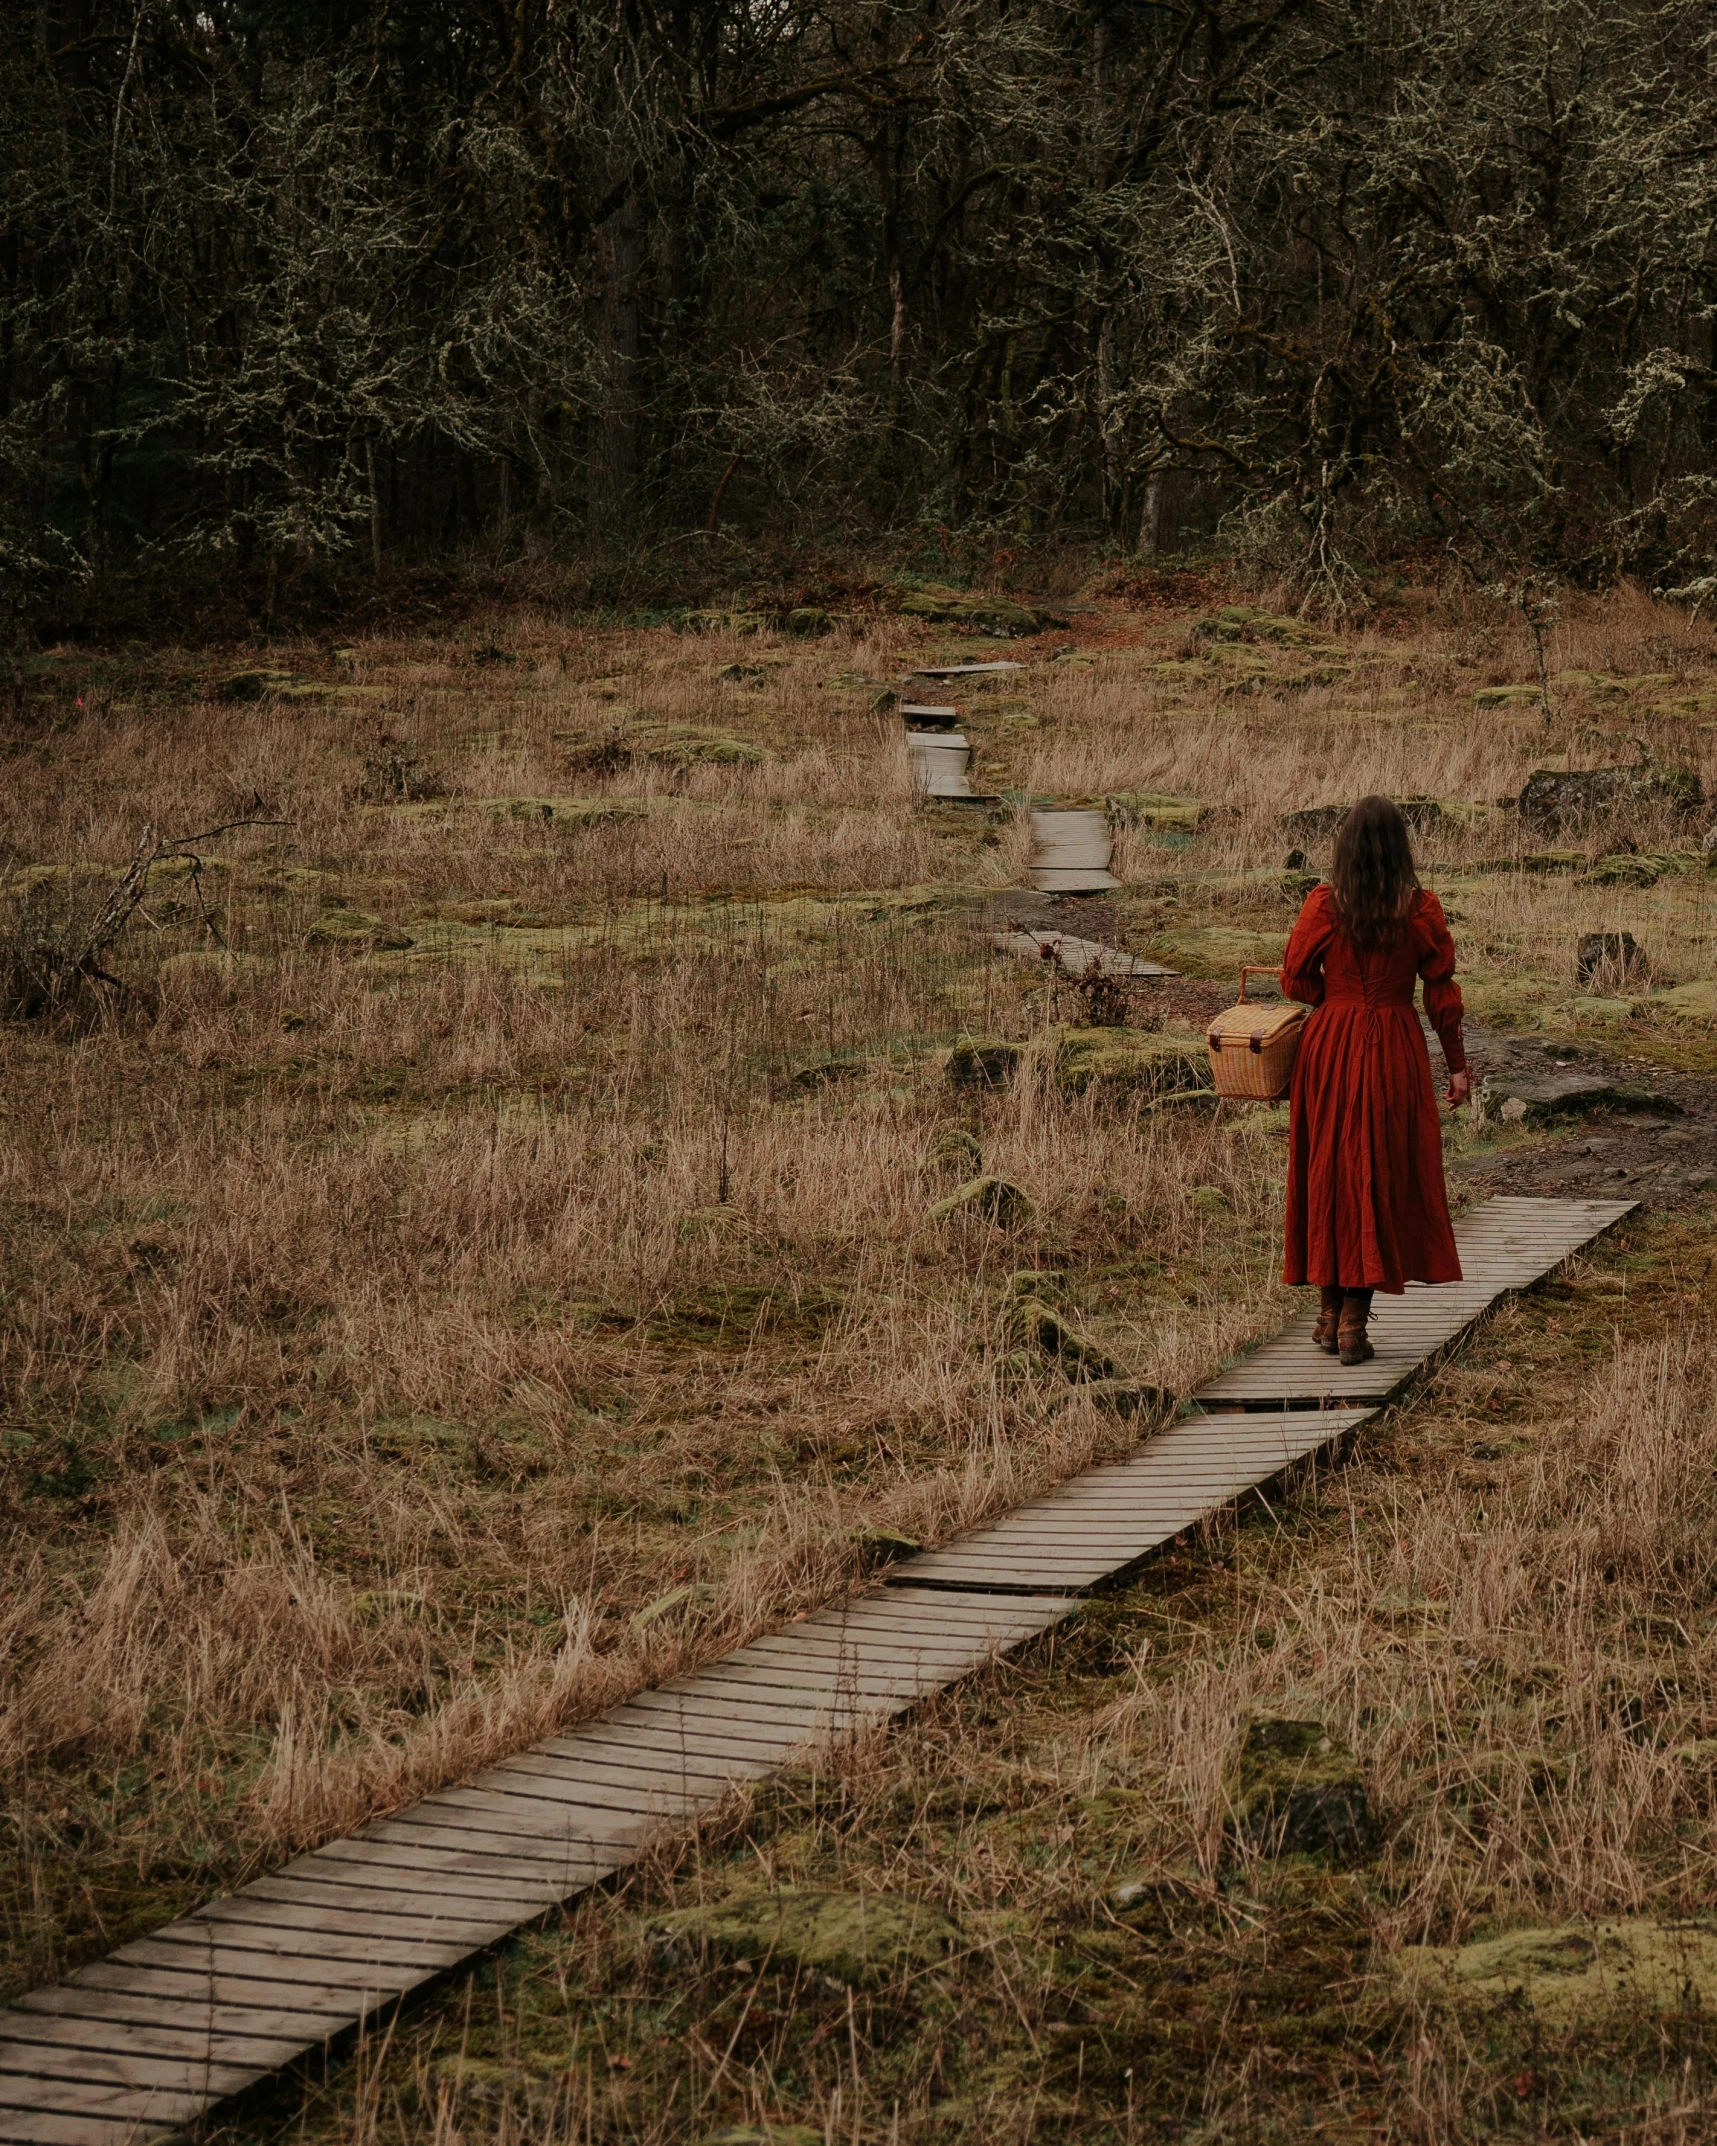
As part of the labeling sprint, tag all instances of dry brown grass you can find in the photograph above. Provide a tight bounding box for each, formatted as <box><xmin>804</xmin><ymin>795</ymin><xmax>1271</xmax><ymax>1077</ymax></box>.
<box><xmin>4</xmin><ymin>579</ymin><xmax>1716</xmax><ymax>2029</ymax></box>
<box><xmin>247</xmin><ymin>1234</ymin><xmax>1717</xmax><ymax>2146</ymax></box>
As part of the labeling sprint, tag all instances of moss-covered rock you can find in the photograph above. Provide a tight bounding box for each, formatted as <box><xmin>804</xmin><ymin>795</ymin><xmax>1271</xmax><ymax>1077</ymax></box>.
<box><xmin>305</xmin><ymin>908</ymin><xmax>414</xmax><ymax>951</ymax></box>
<box><xmin>1583</xmin><ymin>851</ymin><xmax>1668</xmax><ymax>887</ymax></box>
<box><xmin>1404</xmin><ymin>1918</ymin><xmax>1717</xmax><ymax>2023</ymax></box>
<box><xmin>929</xmin><ymin>1174</ymin><xmax>1034</xmax><ymax>1227</ymax></box>
<box><xmin>1004</xmin><ymin>1267</ymin><xmax>1068</xmax><ymax>1303</ymax></box>
<box><xmin>895</xmin><ymin>584</ymin><xmax>1064</xmax><ymax>636</ymax></box>
<box><xmin>483</xmin><ymin>795</ymin><xmax>647</xmax><ymax>826</ymax></box>
<box><xmin>1048</xmin><ymin>1025</ymin><xmax>1208</xmax><ymax>1099</ymax></box>
<box><xmin>929</xmin><ymin>1126</ymin><xmax>984</xmax><ymax>1172</ymax></box>
<box><xmin>1658</xmin><ymin>979</ymin><xmax>1717</xmax><ymax>1019</ymax></box>
<box><xmin>1281</xmin><ymin>803</ymin><xmax>1349</xmax><ymax>841</ymax></box>
<box><xmin>1005</xmin><ymin>1297</ymin><xmax>1126</xmax><ymax>1381</ymax></box>
<box><xmin>944</xmin><ymin>1036</ymin><xmax>1021</xmax><ymax>1088</ymax></box>
<box><xmin>703</xmin><ymin>2126</ymin><xmax>823</xmax><ymax>2146</ymax></box>
<box><xmin>1473</xmin><ymin>683</ymin><xmax>1545</xmax><ymax>707</ymax></box>
<box><xmin>647</xmin><ymin>1886</ymin><xmax>960</xmax><ymax>1987</ymax></box>
<box><xmin>1517</xmin><ymin>763</ymin><xmax>1703</xmax><ymax>830</ymax></box>
<box><xmin>1197</xmin><ymin>605</ymin><xmax>1340</xmax><ymax>651</ymax></box>
<box><xmin>1105</xmin><ymin>791</ymin><xmax>1210</xmax><ymax>832</ymax></box>
<box><xmin>1227</xmin><ymin>1716</ymin><xmax>1379</xmax><ymax>1863</ymax></box>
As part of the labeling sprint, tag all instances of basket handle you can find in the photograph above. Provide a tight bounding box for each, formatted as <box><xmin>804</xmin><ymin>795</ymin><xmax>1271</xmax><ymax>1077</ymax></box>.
<box><xmin>1238</xmin><ymin>964</ymin><xmax>1281</xmax><ymax>1003</ymax></box>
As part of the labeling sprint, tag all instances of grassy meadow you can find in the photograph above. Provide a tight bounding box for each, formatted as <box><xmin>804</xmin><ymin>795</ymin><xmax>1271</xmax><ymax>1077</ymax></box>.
<box><xmin>5</xmin><ymin>576</ymin><xmax>1717</xmax><ymax>2140</ymax></box>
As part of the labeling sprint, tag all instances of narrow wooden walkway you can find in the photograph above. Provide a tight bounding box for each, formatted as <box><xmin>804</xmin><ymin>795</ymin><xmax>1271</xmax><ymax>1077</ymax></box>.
<box><xmin>0</xmin><ymin>1196</ymin><xmax>1632</xmax><ymax>2144</ymax></box>
<box><xmin>1029</xmin><ymin>806</ymin><xmax>1117</xmax><ymax>892</ymax></box>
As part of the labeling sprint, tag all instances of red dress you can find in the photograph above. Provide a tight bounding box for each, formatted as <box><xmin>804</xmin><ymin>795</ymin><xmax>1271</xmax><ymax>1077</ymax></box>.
<box><xmin>1281</xmin><ymin>885</ymin><xmax>1466</xmax><ymax>1293</ymax></box>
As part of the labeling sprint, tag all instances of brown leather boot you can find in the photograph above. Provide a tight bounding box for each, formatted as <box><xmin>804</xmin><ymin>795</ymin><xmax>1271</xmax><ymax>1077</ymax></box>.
<box><xmin>1312</xmin><ymin>1285</ymin><xmax>1342</xmax><ymax>1355</ymax></box>
<box><xmin>1338</xmin><ymin>1288</ymin><xmax>1375</xmax><ymax>1366</ymax></box>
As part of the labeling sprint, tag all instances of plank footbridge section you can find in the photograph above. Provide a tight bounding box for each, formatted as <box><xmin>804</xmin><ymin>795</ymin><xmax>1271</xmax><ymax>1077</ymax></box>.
<box><xmin>0</xmin><ymin>1197</ymin><xmax>1631</xmax><ymax>2143</ymax></box>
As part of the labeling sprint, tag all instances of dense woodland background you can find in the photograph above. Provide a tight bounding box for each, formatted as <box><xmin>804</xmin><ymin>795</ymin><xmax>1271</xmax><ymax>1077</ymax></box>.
<box><xmin>7</xmin><ymin>0</ymin><xmax>1717</xmax><ymax>629</ymax></box>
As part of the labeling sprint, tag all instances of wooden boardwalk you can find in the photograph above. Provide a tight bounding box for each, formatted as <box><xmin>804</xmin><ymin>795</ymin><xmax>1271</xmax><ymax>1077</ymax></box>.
<box><xmin>0</xmin><ymin>1195</ymin><xmax>1633</xmax><ymax>2144</ymax></box>
<box><xmin>1029</xmin><ymin>807</ymin><xmax>1118</xmax><ymax>892</ymax></box>
<box><xmin>1196</xmin><ymin>1196</ymin><xmax>1633</xmax><ymax>1407</ymax></box>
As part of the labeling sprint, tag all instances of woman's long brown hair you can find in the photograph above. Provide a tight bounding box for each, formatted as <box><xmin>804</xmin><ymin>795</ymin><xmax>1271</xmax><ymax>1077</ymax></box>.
<box><xmin>1329</xmin><ymin>795</ymin><xmax>1420</xmax><ymax>950</ymax></box>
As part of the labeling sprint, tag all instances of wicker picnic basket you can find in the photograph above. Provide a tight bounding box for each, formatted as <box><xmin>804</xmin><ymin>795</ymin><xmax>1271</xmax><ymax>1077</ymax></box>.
<box><xmin>1206</xmin><ymin>967</ymin><xmax>1308</xmax><ymax>1101</ymax></box>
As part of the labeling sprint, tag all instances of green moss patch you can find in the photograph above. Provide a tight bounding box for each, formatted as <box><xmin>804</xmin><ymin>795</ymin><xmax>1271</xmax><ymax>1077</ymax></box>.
<box><xmin>646</xmin><ymin>1886</ymin><xmax>961</xmax><ymax>1987</ymax></box>
<box><xmin>1405</xmin><ymin>1918</ymin><xmax>1717</xmax><ymax>2024</ymax></box>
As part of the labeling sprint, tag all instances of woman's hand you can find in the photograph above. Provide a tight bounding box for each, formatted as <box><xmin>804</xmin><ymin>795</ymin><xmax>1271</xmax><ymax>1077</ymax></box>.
<box><xmin>1447</xmin><ymin>1069</ymin><xmax>1472</xmax><ymax>1108</ymax></box>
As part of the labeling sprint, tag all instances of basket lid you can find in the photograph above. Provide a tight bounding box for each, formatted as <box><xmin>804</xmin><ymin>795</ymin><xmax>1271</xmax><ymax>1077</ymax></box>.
<box><xmin>1207</xmin><ymin>1000</ymin><xmax>1308</xmax><ymax>1048</ymax></box>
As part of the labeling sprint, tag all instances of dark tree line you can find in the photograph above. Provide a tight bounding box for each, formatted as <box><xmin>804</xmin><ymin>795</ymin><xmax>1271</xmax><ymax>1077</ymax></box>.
<box><xmin>6</xmin><ymin>0</ymin><xmax>1717</xmax><ymax>624</ymax></box>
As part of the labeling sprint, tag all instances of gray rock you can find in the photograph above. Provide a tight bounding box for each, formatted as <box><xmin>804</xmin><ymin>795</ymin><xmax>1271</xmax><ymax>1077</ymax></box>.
<box><xmin>1575</xmin><ymin>930</ymin><xmax>1647</xmax><ymax>985</ymax></box>
<box><xmin>1228</xmin><ymin>1716</ymin><xmax>1379</xmax><ymax>1863</ymax></box>
<box><xmin>1481</xmin><ymin>1071</ymin><xmax>1679</xmax><ymax>1121</ymax></box>
<box><xmin>1281</xmin><ymin>804</ymin><xmax>1349</xmax><ymax>840</ymax></box>
<box><xmin>1517</xmin><ymin>764</ymin><xmax>1703</xmax><ymax>832</ymax></box>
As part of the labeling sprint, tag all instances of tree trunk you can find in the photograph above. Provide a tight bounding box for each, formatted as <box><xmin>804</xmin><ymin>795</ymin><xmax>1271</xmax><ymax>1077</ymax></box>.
<box><xmin>589</xmin><ymin>196</ymin><xmax>642</xmax><ymax>529</ymax></box>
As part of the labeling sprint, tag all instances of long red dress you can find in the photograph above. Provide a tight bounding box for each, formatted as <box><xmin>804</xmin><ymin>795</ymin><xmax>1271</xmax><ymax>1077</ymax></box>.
<box><xmin>1281</xmin><ymin>884</ymin><xmax>1465</xmax><ymax>1293</ymax></box>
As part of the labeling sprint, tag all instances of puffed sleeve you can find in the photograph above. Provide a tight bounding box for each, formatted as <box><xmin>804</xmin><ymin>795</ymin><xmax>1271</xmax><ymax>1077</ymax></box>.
<box><xmin>1415</xmin><ymin>892</ymin><xmax>1466</xmax><ymax>1074</ymax></box>
<box><xmin>1280</xmin><ymin>886</ymin><xmax>1334</xmax><ymax>1006</ymax></box>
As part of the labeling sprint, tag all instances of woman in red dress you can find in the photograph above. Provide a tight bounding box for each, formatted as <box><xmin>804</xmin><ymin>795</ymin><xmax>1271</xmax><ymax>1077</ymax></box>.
<box><xmin>1281</xmin><ymin>796</ymin><xmax>1471</xmax><ymax>1366</ymax></box>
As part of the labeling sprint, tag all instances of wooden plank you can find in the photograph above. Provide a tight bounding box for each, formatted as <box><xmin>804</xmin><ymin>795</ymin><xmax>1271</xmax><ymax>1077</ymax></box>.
<box><xmin>272</xmin><ymin>1841</ymin><xmax>567</xmax><ymax>1910</ymax></box>
<box><xmin>0</xmin><ymin>2071</ymin><xmax>211</xmax><ymax>2125</ymax></box>
<box><xmin>66</xmin><ymin>1962</ymin><xmax>383</xmax><ymax>2020</ymax></box>
<box><xmin>623</xmin><ymin>1685</ymin><xmax>854</xmax><ymax>1729</ymax></box>
<box><xmin>792</xmin><ymin>1593</ymin><xmax>1077</xmax><ymax>1636</ymax></box>
<box><xmin>906</xmin><ymin>733</ymin><xmax>975</xmax><ymax>800</ymax></box>
<box><xmin>492</xmin><ymin>1760</ymin><xmax>740</xmax><ymax>1813</ymax></box>
<box><xmin>890</xmin><ymin>1408</ymin><xmax>1371</xmax><ymax>1593</ymax></box>
<box><xmin>603</xmin><ymin>1692</ymin><xmax>825</xmax><ymax>1741</ymax></box>
<box><xmin>472</xmin><ymin>1763</ymin><xmax>712</xmax><ymax>1816</ymax></box>
<box><xmin>687</xmin><ymin>1655</ymin><xmax>944</xmax><ymax>1700</ymax></box>
<box><xmin>308</xmin><ymin>1834</ymin><xmax>583</xmax><ymax>1895</ymax></box>
<box><xmin>0</xmin><ymin>2005</ymin><xmax>312</xmax><ymax>2071</ymax></box>
<box><xmin>0</xmin><ymin>2042</ymin><xmax>263</xmax><ymax>2100</ymax></box>
<box><xmin>0</xmin><ymin>2108</ymin><xmax>178</xmax><ymax>2146</ymax></box>
<box><xmin>901</xmin><ymin>662</ymin><xmax>1025</xmax><ymax>679</ymax></box>
<box><xmin>363</xmin><ymin>1811</ymin><xmax>628</xmax><ymax>1863</ymax></box>
<box><xmin>527</xmin><ymin>1733</ymin><xmax>766</xmax><ymax>1782</ymax></box>
<box><xmin>17</xmin><ymin>1983</ymin><xmax>359</xmax><ymax>2042</ymax></box>
<box><xmin>98</xmin><ymin>1938</ymin><xmax>432</xmax><ymax>1997</ymax></box>
<box><xmin>731</xmin><ymin>1632</ymin><xmax>1009</xmax><ymax>1677</ymax></box>
<box><xmin>532</xmin><ymin>1716</ymin><xmax>798</xmax><ymax>1769</ymax></box>
<box><xmin>139</xmin><ymin>1913</ymin><xmax>465</xmax><ymax>1970</ymax></box>
<box><xmin>194</xmin><ymin>1893</ymin><xmax>516</xmax><ymax>1951</ymax></box>
<box><xmin>1030</xmin><ymin>808</ymin><xmax>1117</xmax><ymax>892</ymax></box>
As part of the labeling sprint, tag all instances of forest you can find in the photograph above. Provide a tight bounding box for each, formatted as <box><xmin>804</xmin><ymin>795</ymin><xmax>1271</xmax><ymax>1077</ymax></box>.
<box><xmin>8</xmin><ymin>0</ymin><xmax>1717</xmax><ymax>629</ymax></box>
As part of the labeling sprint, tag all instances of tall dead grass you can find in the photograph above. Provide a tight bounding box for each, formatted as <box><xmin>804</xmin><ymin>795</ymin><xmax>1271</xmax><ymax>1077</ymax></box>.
<box><xmin>4</xmin><ymin>580</ymin><xmax>1714</xmax><ymax>2002</ymax></box>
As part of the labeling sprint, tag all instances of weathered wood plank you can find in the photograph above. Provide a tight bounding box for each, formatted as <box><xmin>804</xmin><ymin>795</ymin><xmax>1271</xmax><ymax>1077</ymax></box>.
<box><xmin>0</xmin><ymin>2042</ymin><xmax>263</xmax><ymax>2100</ymax></box>
<box><xmin>0</xmin><ymin>2106</ymin><xmax>179</xmax><ymax>2146</ymax></box>
<box><xmin>194</xmin><ymin>1893</ymin><xmax>517</xmax><ymax>1950</ymax></box>
<box><xmin>0</xmin><ymin>2005</ymin><xmax>312</xmax><ymax>2070</ymax></box>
